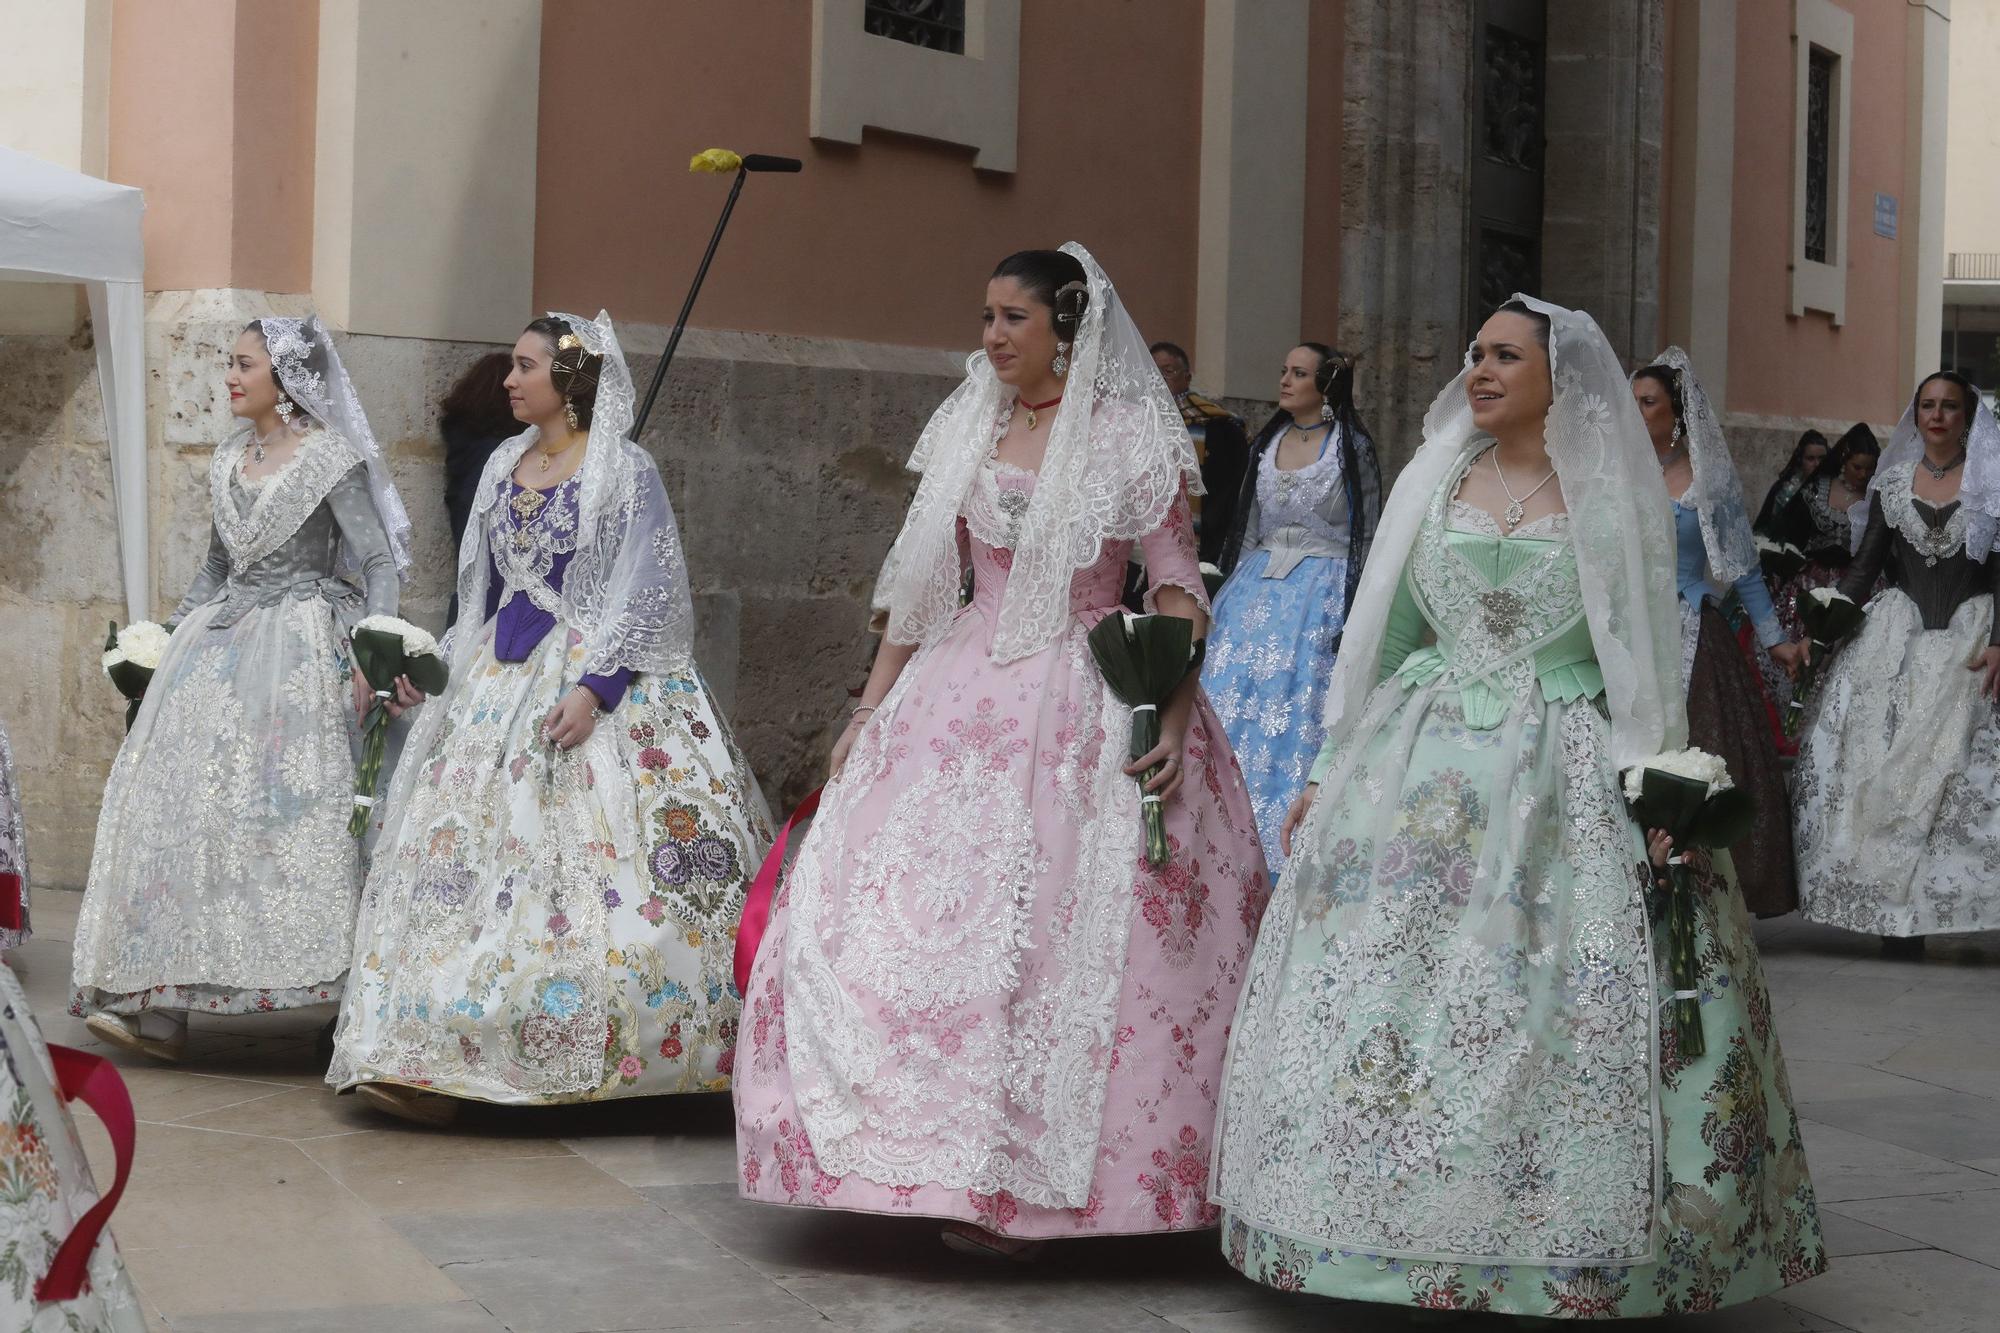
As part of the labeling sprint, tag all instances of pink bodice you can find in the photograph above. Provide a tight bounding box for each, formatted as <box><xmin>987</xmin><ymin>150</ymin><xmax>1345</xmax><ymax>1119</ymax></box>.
<box><xmin>957</xmin><ymin>463</ymin><xmax>1208</xmax><ymax>641</ymax></box>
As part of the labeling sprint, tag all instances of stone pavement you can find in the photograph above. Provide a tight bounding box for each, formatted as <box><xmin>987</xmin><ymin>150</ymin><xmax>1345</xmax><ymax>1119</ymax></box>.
<box><xmin>11</xmin><ymin>889</ymin><xmax>1998</xmax><ymax>1332</ymax></box>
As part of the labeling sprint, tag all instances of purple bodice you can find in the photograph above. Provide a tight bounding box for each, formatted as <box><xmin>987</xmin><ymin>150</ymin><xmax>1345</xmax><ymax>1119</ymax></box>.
<box><xmin>487</xmin><ymin>477</ymin><xmax>632</xmax><ymax>710</ymax></box>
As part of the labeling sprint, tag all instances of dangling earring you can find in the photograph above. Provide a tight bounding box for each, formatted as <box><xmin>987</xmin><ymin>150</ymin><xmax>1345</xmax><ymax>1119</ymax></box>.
<box><xmin>564</xmin><ymin>398</ymin><xmax>580</xmax><ymax>432</ymax></box>
<box><xmin>275</xmin><ymin>393</ymin><xmax>295</xmax><ymax>422</ymax></box>
<box><xmin>1052</xmin><ymin>341</ymin><xmax>1071</xmax><ymax>378</ymax></box>
<box><xmin>1320</xmin><ymin>400</ymin><xmax>1336</xmax><ymax>423</ymax></box>
<box><xmin>1672</xmin><ymin>420</ymin><xmax>1685</xmax><ymax>446</ymax></box>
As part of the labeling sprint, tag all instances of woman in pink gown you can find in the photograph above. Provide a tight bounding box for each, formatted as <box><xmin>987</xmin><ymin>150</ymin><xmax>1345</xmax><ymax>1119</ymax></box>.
<box><xmin>733</xmin><ymin>244</ymin><xmax>1269</xmax><ymax>1255</ymax></box>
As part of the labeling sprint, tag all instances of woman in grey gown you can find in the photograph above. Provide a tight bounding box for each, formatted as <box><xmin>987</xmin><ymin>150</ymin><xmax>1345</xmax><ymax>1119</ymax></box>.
<box><xmin>73</xmin><ymin>316</ymin><xmax>410</xmax><ymax>1060</ymax></box>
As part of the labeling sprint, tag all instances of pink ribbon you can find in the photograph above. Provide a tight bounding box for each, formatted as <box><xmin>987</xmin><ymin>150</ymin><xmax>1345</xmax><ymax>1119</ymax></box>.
<box><xmin>734</xmin><ymin>786</ymin><xmax>823</xmax><ymax>997</ymax></box>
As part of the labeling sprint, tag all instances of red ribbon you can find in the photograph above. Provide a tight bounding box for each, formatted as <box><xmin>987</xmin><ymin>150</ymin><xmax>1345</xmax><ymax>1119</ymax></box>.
<box><xmin>734</xmin><ymin>786</ymin><xmax>822</xmax><ymax>997</ymax></box>
<box><xmin>35</xmin><ymin>1045</ymin><xmax>136</xmax><ymax>1304</ymax></box>
<box><xmin>0</xmin><ymin>873</ymin><xmax>23</xmax><ymax>931</ymax></box>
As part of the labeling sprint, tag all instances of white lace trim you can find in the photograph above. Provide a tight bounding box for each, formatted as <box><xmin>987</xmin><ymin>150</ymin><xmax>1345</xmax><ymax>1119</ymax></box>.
<box><xmin>1877</xmin><ymin>462</ymin><xmax>1970</xmax><ymax>565</ymax></box>
<box><xmin>1647</xmin><ymin>347</ymin><xmax>1759</xmax><ymax>585</ymax></box>
<box><xmin>210</xmin><ymin>428</ymin><xmax>362</xmax><ymax>571</ymax></box>
<box><xmin>874</xmin><ymin>242</ymin><xmax>1202</xmax><ymax>664</ymax></box>
<box><xmin>781</xmin><ymin>627</ymin><xmax>1147</xmax><ymax>1208</ymax></box>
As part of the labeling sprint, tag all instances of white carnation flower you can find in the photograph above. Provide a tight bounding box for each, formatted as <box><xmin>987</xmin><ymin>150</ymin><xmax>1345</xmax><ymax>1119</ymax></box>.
<box><xmin>354</xmin><ymin>614</ymin><xmax>439</xmax><ymax>658</ymax></box>
<box><xmin>102</xmin><ymin>621</ymin><xmax>170</xmax><ymax>672</ymax></box>
<box><xmin>1623</xmin><ymin>747</ymin><xmax>1734</xmax><ymax>802</ymax></box>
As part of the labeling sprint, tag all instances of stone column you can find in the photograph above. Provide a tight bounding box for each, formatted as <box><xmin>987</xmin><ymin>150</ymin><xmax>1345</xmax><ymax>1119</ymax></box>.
<box><xmin>1661</xmin><ymin>0</ymin><xmax>1737</xmax><ymax>407</ymax></box>
<box><xmin>1900</xmin><ymin>0</ymin><xmax>1949</xmax><ymax>391</ymax></box>
<box><xmin>1195</xmin><ymin>0</ymin><xmax>1310</xmax><ymax>401</ymax></box>
<box><xmin>1542</xmin><ymin>0</ymin><xmax>1667</xmax><ymax>366</ymax></box>
<box><xmin>1338</xmin><ymin>0</ymin><xmax>1471</xmax><ymax>469</ymax></box>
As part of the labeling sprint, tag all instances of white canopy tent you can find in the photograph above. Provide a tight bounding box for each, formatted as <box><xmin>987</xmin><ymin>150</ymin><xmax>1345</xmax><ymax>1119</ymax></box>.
<box><xmin>0</xmin><ymin>146</ymin><xmax>148</xmax><ymax>622</ymax></box>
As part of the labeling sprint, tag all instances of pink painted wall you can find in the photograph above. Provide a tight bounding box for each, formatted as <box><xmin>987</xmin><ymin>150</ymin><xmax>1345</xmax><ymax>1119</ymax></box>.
<box><xmin>1727</xmin><ymin>0</ymin><xmax>1911</xmax><ymax>423</ymax></box>
<box><xmin>532</xmin><ymin>1</ymin><xmax>1211</xmax><ymax>354</ymax></box>
<box><xmin>229</xmin><ymin>1</ymin><xmax>317</xmax><ymax>292</ymax></box>
<box><xmin>110</xmin><ymin>0</ymin><xmax>237</xmax><ymax>290</ymax></box>
<box><xmin>108</xmin><ymin>0</ymin><xmax>316</xmax><ymax>292</ymax></box>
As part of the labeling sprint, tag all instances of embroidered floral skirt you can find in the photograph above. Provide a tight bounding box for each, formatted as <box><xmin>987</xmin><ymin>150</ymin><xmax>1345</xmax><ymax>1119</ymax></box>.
<box><xmin>733</xmin><ymin>609</ymin><xmax>1270</xmax><ymax>1236</ymax></box>
<box><xmin>1202</xmin><ymin>551</ymin><xmax>1348</xmax><ymax>874</ymax></box>
<box><xmin>1794</xmin><ymin>589</ymin><xmax>2000</xmax><ymax>937</ymax></box>
<box><xmin>329</xmin><ymin>625</ymin><xmax>772</xmax><ymax>1104</ymax></box>
<box><xmin>74</xmin><ymin>592</ymin><xmax>362</xmax><ymax>1017</ymax></box>
<box><xmin>1215</xmin><ymin>685</ymin><xmax>1825</xmax><ymax>1317</ymax></box>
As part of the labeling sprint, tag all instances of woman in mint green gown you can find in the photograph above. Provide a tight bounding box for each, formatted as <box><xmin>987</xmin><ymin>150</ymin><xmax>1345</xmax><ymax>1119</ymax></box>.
<box><xmin>1212</xmin><ymin>297</ymin><xmax>1825</xmax><ymax>1318</ymax></box>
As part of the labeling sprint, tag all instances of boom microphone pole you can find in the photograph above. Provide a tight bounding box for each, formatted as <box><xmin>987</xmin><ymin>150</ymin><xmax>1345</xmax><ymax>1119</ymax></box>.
<box><xmin>630</xmin><ymin>150</ymin><xmax>804</xmax><ymax>441</ymax></box>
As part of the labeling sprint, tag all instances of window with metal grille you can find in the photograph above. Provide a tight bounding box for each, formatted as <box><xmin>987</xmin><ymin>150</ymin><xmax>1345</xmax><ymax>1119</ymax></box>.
<box><xmin>864</xmin><ymin>0</ymin><xmax>966</xmax><ymax>54</ymax></box>
<box><xmin>1805</xmin><ymin>47</ymin><xmax>1834</xmax><ymax>264</ymax></box>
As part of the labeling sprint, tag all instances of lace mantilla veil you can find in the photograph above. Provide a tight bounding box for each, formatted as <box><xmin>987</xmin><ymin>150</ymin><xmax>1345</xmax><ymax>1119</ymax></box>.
<box><xmin>376</xmin><ymin>310</ymin><xmax>695</xmax><ymax>853</ymax></box>
<box><xmin>871</xmin><ymin>241</ymin><xmax>1202</xmax><ymax>663</ymax></box>
<box><xmin>1853</xmin><ymin>376</ymin><xmax>2000</xmax><ymax>561</ymax></box>
<box><xmin>256</xmin><ymin>315</ymin><xmax>413</xmax><ymax>576</ymax></box>
<box><xmin>1647</xmin><ymin>346</ymin><xmax>1758</xmax><ymax>584</ymax></box>
<box><xmin>1321</xmin><ymin>295</ymin><xmax>1685</xmax><ymax>771</ymax></box>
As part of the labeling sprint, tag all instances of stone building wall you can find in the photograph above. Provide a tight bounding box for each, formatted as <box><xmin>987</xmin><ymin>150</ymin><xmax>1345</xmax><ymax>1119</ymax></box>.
<box><xmin>0</xmin><ymin>291</ymin><xmax>975</xmax><ymax>887</ymax></box>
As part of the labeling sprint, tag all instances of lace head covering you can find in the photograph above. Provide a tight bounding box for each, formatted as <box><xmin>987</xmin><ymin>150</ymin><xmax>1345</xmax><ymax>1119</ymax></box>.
<box><xmin>252</xmin><ymin>315</ymin><xmax>412</xmax><ymax>576</ymax></box>
<box><xmin>1755</xmin><ymin>429</ymin><xmax>1828</xmax><ymax>533</ymax></box>
<box><xmin>1856</xmin><ymin>371</ymin><xmax>2000</xmax><ymax>561</ymax></box>
<box><xmin>1637</xmin><ymin>346</ymin><xmax>1758</xmax><ymax>583</ymax></box>
<box><xmin>1322</xmin><ymin>294</ymin><xmax>1684</xmax><ymax>770</ymax></box>
<box><xmin>451</xmin><ymin>310</ymin><xmax>694</xmax><ymax>677</ymax></box>
<box><xmin>872</xmin><ymin>241</ymin><xmax>1201</xmax><ymax>663</ymax></box>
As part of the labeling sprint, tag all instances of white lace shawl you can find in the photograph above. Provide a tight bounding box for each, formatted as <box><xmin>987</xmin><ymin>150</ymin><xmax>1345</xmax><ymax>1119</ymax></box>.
<box><xmin>871</xmin><ymin>242</ymin><xmax>1202</xmax><ymax>664</ymax></box>
<box><xmin>209</xmin><ymin>425</ymin><xmax>366</xmax><ymax>570</ymax></box>
<box><xmin>1853</xmin><ymin>381</ymin><xmax>2000</xmax><ymax>561</ymax></box>
<box><xmin>1322</xmin><ymin>295</ymin><xmax>1685</xmax><ymax>771</ymax></box>
<box><xmin>1646</xmin><ymin>346</ymin><xmax>1758</xmax><ymax>584</ymax></box>
<box><xmin>442</xmin><ymin>310</ymin><xmax>694</xmax><ymax>681</ymax></box>
<box><xmin>258</xmin><ymin>314</ymin><xmax>412</xmax><ymax>576</ymax></box>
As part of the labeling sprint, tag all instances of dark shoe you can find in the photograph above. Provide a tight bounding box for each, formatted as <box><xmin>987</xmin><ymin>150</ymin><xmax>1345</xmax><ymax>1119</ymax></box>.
<box><xmin>1881</xmin><ymin>935</ymin><xmax>1928</xmax><ymax>960</ymax></box>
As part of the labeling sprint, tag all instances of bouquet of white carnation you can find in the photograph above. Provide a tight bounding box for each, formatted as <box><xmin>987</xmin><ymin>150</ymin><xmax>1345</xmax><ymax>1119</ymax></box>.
<box><xmin>102</xmin><ymin>621</ymin><xmax>171</xmax><ymax>730</ymax></box>
<box><xmin>1754</xmin><ymin>534</ymin><xmax>1807</xmax><ymax>584</ymax></box>
<box><xmin>1622</xmin><ymin>746</ymin><xmax>1753</xmax><ymax>1060</ymax></box>
<box><xmin>1785</xmin><ymin>586</ymin><xmax>1865</xmax><ymax>737</ymax></box>
<box><xmin>1620</xmin><ymin>747</ymin><xmax>1733</xmax><ymax>804</ymax></box>
<box><xmin>347</xmin><ymin>615</ymin><xmax>449</xmax><ymax>836</ymax></box>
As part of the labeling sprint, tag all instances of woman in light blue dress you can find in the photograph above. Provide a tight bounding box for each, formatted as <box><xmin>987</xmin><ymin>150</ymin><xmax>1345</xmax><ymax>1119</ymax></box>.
<box><xmin>1201</xmin><ymin>343</ymin><xmax>1379</xmax><ymax>868</ymax></box>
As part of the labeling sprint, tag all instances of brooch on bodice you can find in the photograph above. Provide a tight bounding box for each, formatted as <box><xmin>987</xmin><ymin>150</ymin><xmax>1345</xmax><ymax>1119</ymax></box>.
<box><xmin>509</xmin><ymin>488</ymin><xmax>549</xmax><ymax>550</ymax></box>
<box><xmin>1478</xmin><ymin>585</ymin><xmax>1528</xmax><ymax>639</ymax></box>
<box><xmin>1910</xmin><ymin>516</ymin><xmax>1959</xmax><ymax>568</ymax></box>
